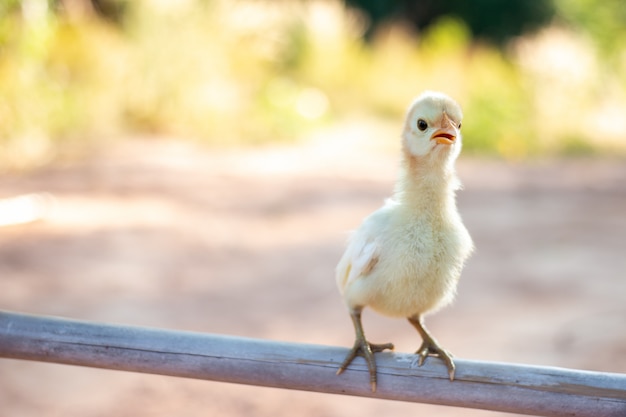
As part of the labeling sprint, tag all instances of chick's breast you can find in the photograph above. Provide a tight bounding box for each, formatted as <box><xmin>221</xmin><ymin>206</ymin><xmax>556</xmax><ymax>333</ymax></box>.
<box><xmin>341</xmin><ymin>205</ymin><xmax>472</xmax><ymax>318</ymax></box>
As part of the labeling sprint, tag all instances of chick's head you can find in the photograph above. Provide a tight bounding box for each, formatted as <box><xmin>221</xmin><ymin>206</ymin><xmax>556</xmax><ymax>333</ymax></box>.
<box><xmin>402</xmin><ymin>91</ymin><xmax>463</xmax><ymax>162</ymax></box>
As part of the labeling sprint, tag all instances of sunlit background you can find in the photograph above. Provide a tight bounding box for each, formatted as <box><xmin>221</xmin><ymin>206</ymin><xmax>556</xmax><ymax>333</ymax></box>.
<box><xmin>1</xmin><ymin>1</ymin><xmax>626</xmax><ymax>417</ymax></box>
<box><xmin>1</xmin><ymin>0</ymin><xmax>626</xmax><ymax>170</ymax></box>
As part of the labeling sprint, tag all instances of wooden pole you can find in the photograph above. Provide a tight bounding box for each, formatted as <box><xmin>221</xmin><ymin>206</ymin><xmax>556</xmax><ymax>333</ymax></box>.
<box><xmin>0</xmin><ymin>310</ymin><xmax>624</xmax><ymax>416</ymax></box>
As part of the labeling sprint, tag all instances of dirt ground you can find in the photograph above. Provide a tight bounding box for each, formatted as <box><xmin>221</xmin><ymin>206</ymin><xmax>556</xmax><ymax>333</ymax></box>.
<box><xmin>1</xmin><ymin>131</ymin><xmax>625</xmax><ymax>416</ymax></box>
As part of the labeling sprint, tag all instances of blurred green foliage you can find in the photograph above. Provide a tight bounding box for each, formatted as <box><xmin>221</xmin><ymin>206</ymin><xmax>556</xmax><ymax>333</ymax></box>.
<box><xmin>0</xmin><ymin>0</ymin><xmax>625</xmax><ymax>170</ymax></box>
<box><xmin>555</xmin><ymin>0</ymin><xmax>626</xmax><ymax>61</ymax></box>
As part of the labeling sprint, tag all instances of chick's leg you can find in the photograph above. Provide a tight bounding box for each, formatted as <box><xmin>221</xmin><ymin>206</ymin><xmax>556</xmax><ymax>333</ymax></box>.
<box><xmin>336</xmin><ymin>307</ymin><xmax>394</xmax><ymax>392</ymax></box>
<box><xmin>408</xmin><ymin>315</ymin><xmax>455</xmax><ymax>381</ymax></box>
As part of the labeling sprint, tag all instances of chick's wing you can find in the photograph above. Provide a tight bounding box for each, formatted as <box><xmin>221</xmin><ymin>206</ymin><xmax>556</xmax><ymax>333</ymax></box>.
<box><xmin>336</xmin><ymin>209</ymin><xmax>391</xmax><ymax>289</ymax></box>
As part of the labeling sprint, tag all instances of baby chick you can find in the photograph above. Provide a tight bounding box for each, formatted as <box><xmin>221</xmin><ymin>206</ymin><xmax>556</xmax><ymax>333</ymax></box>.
<box><xmin>335</xmin><ymin>91</ymin><xmax>473</xmax><ymax>392</ymax></box>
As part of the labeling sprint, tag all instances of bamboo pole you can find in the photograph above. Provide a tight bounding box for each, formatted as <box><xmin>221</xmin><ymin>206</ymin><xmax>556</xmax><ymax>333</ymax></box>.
<box><xmin>0</xmin><ymin>310</ymin><xmax>624</xmax><ymax>416</ymax></box>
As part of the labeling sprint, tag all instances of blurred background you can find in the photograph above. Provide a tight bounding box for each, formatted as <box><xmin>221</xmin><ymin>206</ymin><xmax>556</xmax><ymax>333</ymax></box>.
<box><xmin>1</xmin><ymin>0</ymin><xmax>626</xmax><ymax>167</ymax></box>
<box><xmin>1</xmin><ymin>1</ymin><xmax>625</xmax><ymax>416</ymax></box>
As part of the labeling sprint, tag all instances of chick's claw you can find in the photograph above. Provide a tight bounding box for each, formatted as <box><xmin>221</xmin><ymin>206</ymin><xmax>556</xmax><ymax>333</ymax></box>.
<box><xmin>369</xmin><ymin>342</ymin><xmax>395</xmax><ymax>353</ymax></box>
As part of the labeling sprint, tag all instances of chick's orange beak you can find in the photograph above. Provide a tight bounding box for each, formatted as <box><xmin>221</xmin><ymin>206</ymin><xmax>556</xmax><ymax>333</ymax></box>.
<box><xmin>431</xmin><ymin>127</ymin><xmax>456</xmax><ymax>145</ymax></box>
<box><xmin>431</xmin><ymin>112</ymin><xmax>459</xmax><ymax>145</ymax></box>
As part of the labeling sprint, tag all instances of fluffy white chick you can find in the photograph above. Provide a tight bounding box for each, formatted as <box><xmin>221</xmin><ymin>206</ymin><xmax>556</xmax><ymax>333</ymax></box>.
<box><xmin>335</xmin><ymin>91</ymin><xmax>473</xmax><ymax>392</ymax></box>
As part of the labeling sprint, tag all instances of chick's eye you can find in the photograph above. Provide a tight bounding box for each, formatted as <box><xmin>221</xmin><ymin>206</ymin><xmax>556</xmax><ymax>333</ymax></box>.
<box><xmin>417</xmin><ymin>119</ymin><xmax>428</xmax><ymax>131</ymax></box>
<box><xmin>458</xmin><ymin>122</ymin><xmax>462</xmax><ymax>129</ymax></box>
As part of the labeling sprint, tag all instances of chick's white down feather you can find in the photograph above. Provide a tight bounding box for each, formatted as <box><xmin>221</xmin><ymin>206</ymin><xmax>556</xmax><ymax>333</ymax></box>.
<box><xmin>335</xmin><ymin>92</ymin><xmax>473</xmax><ymax>391</ymax></box>
<box><xmin>336</xmin><ymin>91</ymin><xmax>473</xmax><ymax>318</ymax></box>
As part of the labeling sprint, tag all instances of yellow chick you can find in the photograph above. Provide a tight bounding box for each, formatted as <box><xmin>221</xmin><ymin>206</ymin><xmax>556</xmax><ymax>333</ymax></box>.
<box><xmin>335</xmin><ymin>91</ymin><xmax>473</xmax><ymax>392</ymax></box>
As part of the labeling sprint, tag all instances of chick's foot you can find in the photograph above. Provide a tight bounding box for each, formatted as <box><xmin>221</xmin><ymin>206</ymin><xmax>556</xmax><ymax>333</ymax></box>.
<box><xmin>336</xmin><ymin>338</ymin><xmax>394</xmax><ymax>392</ymax></box>
<box><xmin>414</xmin><ymin>339</ymin><xmax>455</xmax><ymax>380</ymax></box>
<box><xmin>409</xmin><ymin>316</ymin><xmax>456</xmax><ymax>381</ymax></box>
